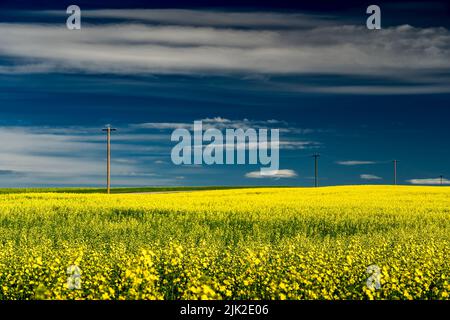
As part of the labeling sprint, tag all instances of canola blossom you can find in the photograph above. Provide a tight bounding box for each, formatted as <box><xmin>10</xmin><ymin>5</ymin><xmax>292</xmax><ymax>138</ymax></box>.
<box><xmin>0</xmin><ymin>186</ymin><xmax>448</xmax><ymax>300</ymax></box>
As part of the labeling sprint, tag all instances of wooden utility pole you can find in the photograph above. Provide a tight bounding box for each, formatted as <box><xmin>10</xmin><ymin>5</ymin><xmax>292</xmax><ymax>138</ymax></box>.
<box><xmin>440</xmin><ymin>175</ymin><xmax>444</xmax><ymax>186</ymax></box>
<box><xmin>102</xmin><ymin>125</ymin><xmax>116</xmax><ymax>194</ymax></box>
<box><xmin>313</xmin><ymin>153</ymin><xmax>320</xmax><ymax>187</ymax></box>
<box><xmin>393</xmin><ymin>160</ymin><xmax>398</xmax><ymax>185</ymax></box>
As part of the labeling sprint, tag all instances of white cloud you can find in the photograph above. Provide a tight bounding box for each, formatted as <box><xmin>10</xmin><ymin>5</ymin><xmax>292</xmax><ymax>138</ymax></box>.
<box><xmin>337</xmin><ymin>160</ymin><xmax>376</xmax><ymax>166</ymax></box>
<box><xmin>360</xmin><ymin>174</ymin><xmax>382</xmax><ymax>180</ymax></box>
<box><xmin>245</xmin><ymin>169</ymin><xmax>298</xmax><ymax>179</ymax></box>
<box><xmin>0</xmin><ymin>127</ymin><xmax>129</xmax><ymax>175</ymax></box>
<box><xmin>0</xmin><ymin>126</ymin><xmax>178</xmax><ymax>186</ymax></box>
<box><xmin>133</xmin><ymin>122</ymin><xmax>192</xmax><ymax>130</ymax></box>
<box><xmin>407</xmin><ymin>178</ymin><xmax>450</xmax><ymax>185</ymax></box>
<box><xmin>135</xmin><ymin>117</ymin><xmax>318</xmax><ymax>151</ymax></box>
<box><xmin>302</xmin><ymin>84</ymin><xmax>450</xmax><ymax>95</ymax></box>
<box><xmin>134</xmin><ymin>118</ymin><xmax>288</xmax><ymax>131</ymax></box>
<box><xmin>211</xmin><ymin>140</ymin><xmax>316</xmax><ymax>151</ymax></box>
<box><xmin>0</xmin><ymin>120</ymin><xmax>313</xmax><ymax>186</ymax></box>
<box><xmin>0</xmin><ymin>12</ymin><xmax>449</xmax><ymax>93</ymax></box>
<box><xmin>76</xmin><ymin>9</ymin><xmax>332</xmax><ymax>28</ymax></box>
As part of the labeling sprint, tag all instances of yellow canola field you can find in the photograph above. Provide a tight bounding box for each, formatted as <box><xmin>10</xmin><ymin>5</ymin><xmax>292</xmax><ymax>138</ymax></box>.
<box><xmin>0</xmin><ymin>186</ymin><xmax>449</xmax><ymax>300</ymax></box>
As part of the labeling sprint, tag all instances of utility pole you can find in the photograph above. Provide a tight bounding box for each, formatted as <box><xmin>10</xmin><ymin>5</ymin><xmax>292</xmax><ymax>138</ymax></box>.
<box><xmin>102</xmin><ymin>125</ymin><xmax>116</xmax><ymax>194</ymax></box>
<box><xmin>440</xmin><ymin>175</ymin><xmax>444</xmax><ymax>186</ymax></box>
<box><xmin>393</xmin><ymin>160</ymin><xmax>398</xmax><ymax>185</ymax></box>
<box><xmin>313</xmin><ymin>153</ymin><xmax>320</xmax><ymax>187</ymax></box>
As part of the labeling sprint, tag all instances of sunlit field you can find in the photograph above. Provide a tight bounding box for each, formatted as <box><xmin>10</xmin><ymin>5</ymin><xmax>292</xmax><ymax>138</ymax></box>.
<box><xmin>0</xmin><ymin>186</ymin><xmax>448</xmax><ymax>300</ymax></box>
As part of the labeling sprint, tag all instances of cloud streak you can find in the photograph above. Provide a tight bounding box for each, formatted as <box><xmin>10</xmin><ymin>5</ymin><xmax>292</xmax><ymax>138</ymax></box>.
<box><xmin>337</xmin><ymin>160</ymin><xmax>376</xmax><ymax>166</ymax></box>
<box><xmin>0</xmin><ymin>126</ymin><xmax>176</xmax><ymax>186</ymax></box>
<box><xmin>245</xmin><ymin>169</ymin><xmax>298</xmax><ymax>179</ymax></box>
<box><xmin>135</xmin><ymin>117</ymin><xmax>318</xmax><ymax>150</ymax></box>
<box><xmin>0</xmin><ymin>9</ymin><xmax>449</xmax><ymax>93</ymax></box>
<box><xmin>48</xmin><ymin>9</ymin><xmax>334</xmax><ymax>28</ymax></box>
<box><xmin>0</xmin><ymin>117</ymin><xmax>313</xmax><ymax>186</ymax></box>
<box><xmin>360</xmin><ymin>174</ymin><xmax>382</xmax><ymax>180</ymax></box>
<box><xmin>407</xmin><ymin>178</ymin><xmax>450</xmax><ymax>185</ymax></box>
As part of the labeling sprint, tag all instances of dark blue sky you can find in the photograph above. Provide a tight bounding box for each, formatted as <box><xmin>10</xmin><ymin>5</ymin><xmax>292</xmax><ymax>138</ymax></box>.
<box><xmin>0</xmin><ymin>1</ymin><xmax>449</xmax><ymax>187</ymax></box>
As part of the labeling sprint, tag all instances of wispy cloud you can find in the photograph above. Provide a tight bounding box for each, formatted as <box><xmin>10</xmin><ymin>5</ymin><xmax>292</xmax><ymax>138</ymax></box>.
<box><xmin>0</xmin><ymin>118</ymin><xmax>316</xmax><ymax>186</ymax></box>
<box><xmin>132</xmin><ymin>122</ymin><xmax>192</xmax><ymax>130</ymax></box>
<box><xmin>245</xmin><ymin>169</ymin><xmax>298</xmax><ymax>179</ymax></box>
<box><xmin>0</xmin><ymin>126</ymin><xmax>172</xmax><ymax>186</ymax></box>
<box><xmin>42</xmin><ymin>9</ymin><xmax>333</xmax><ymax>29</ymax></box>
<box><xmin>1</xmin><ymin>23</ymin><xmax>448</xmax><ymax>76</ymax></box>
<box><xmin>48</xmin><ymin>9</ymin><xmax>334</xmax><ymax>28</ymax></box>
<box><xmin>0</xmin><ymin>169</ymin><xmax>24</xmax><ymax>176</ymax></box>
<box><xmin>337</xmin><ymin>160</ymin><xmax>376</xmax><ymax>166</ymax></box>
<box><xmin>0</xmin><ymin>10</ymin><xmax>449</xmax><ymax>93</ymax></box>
<box><xmin>135</xmin><ymin>117</ymin><xmax>318</xmax><ymax>150</ymax></box>
<box><xmin>360</xmin><ymin>174</ymin><xmax>382</xmax><ymax>180</ymax></box>
<box><xmin>134</xmin><ymin>117</ymin><xmax>288</xmax><ymax>131</ymax></box>
<box><xmin>407</xmin><ymin>178</ymin><xmax>450</xmax><ymax>185</ymax></box>
<box><xmin>303</xmin><ymin>84</ymin><xmax>450</xmax><ymax>95</ymax></box>
<box><xmin>0</xmin><ymin>127</ymin><xmax>127</xmax><ymax>174</ymax></box>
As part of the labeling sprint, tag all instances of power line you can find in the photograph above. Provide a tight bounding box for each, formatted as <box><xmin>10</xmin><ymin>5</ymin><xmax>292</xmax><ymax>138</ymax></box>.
<box><xmin>393</xmin><ymin>160</ymin><xmax>399</xmax><ymax>185</ymax></box>
<box><xmin>313</xmin><ymin>153</ymin><xmax>320</xmax><ymax>187</ymax></box>
<box><xmin>102</xmin><ymin>125</ymin><xmax>117</xmax><ymax>194</ymax></box>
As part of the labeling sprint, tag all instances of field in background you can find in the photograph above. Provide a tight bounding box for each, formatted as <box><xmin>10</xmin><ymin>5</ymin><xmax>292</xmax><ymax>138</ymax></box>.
<box><xmin>0</xmin><ymin>186</ymin><xmax>281</xmax><ymax>194</ymax></box>
<box><xmin>0</xmin><ymin>186</ymin><xmax>448</xmax><ymax>300</ymax></box>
